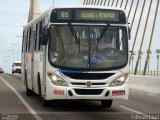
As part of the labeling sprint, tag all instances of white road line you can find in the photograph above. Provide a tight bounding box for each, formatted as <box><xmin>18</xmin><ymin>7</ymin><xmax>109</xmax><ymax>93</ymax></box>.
<box><xmin>0</xmin><ymin>76</ymin><xmax>42</xmax><ymax>120</ymax></box>
<box><xmin>120</xmin><ymin>105</ymin><xmax>144</xmax><ymax>114</ymax></box>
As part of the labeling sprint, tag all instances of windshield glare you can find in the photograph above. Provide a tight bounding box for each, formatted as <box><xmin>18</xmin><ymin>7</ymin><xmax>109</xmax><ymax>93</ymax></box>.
<box><xmin>48</xmin><ymin>25</ymin><xmax>128</xmax><ymax>70</ymax></box>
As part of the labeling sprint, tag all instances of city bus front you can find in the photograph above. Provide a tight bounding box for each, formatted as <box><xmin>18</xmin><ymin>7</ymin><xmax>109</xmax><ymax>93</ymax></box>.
<box><xmin>46</xmin><ymin>7</ymin><xmax>129</xmax><ymax>107</ymax></box>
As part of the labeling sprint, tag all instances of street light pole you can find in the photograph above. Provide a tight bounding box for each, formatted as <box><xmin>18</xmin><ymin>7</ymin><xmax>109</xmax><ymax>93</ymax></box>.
<box><xmin>3</xmin><ymin>61</ymin><xmax>6</xmax><ymax>73</ymax></box>
<box><xmin>4</xmin><ymin>56</ymin><xmax>10</xmax><ymax>74</ymax></box>
<box><xmin>11</xmin><ymin>43</ymin><xmax>17</xmax><ymax>63</ymax></box>
<box><xmin>8</xmin><ymin>50</ymin><xmax>14</xmax><ymax>66</ymax></box>
<box><xmin>16</xmin><ymin>35</ymin><xmax>22</xmax><ymax>60</ymax></box>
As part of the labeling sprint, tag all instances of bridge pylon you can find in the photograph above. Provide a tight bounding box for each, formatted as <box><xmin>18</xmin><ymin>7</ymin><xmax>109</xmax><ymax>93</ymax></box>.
<box><xmin>28</xmin><ymin>0</ymin><xmax>41</xmax><ymax>23</ymax></box>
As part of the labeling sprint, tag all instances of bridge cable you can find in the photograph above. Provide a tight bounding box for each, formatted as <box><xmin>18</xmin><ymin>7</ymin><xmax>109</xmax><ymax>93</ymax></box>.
<box><xmin>103</xmin><ymin>0</ymin><xmax>107</xmax><ymax>6</ymax></box>
<box><xmin>130</xmin><ymin>0</ymin><xmax>140</xmax><ymax>27</ymax></box>
<box><xmin>94</xmin><ymin>0</ymin><xmax>97</xmax><ymax>5</ymax></box>
<box><xmin>97</xmin><ymin>0</ymin><xmax>101</xmax><ymax>5</ymax></box>
<box><xmin>91</xmin><ymin>0</ymin><xmax>94</xmax><ymax>5</ymax></box>
<box><xmin>115</xmin><ymin>0</ymin><xmax>119</xmax><ymax>7</ymax></box>
<box><xmin>107</xmin><ymin>0</ymin><xmax>111</xmax><ymax>6</ymax></box>
<box><xmin>120</xmin><ymin>0</ymin><xmax>124</xmax><ymax>8</ymax></box>
<box><xmin>143</xmin><ymin>0</ymin><xmax>160</xmax><ymax>75</ymax></box>
<box><xmin>100</xmin><ymin>0</ymin><xmax>104</xmax><ymax>6</ymax></box>
<box><xmin>127</xmin><ymin>0</ymin><xmax>134</xmax><ymax>19</ymax></box>
<box><xmin>111</xmin><ymin>0</ymin><xmax>115</xmax><ymax>7</ymax></box>
<box><xmin>133</xmin><ymin>0</ymin><xmax>149</xmax><ymax>75</ymax></box>
<box><xmin>124</xmin><ymin>0</ymin><xmax>129</xmax><ymax>10</ymax></box>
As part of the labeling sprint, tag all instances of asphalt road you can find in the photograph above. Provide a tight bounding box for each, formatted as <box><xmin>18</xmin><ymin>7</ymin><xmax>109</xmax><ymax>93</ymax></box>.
<box><xmin>0</xmin><ymin>73</ymin><xmax>160</xmax><ymax>120</ymax></box>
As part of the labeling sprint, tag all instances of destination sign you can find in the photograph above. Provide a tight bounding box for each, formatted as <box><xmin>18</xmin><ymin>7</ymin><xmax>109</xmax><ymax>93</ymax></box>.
<box><xmin>51</xmin><ymin>9</ymin><xmax>125</xmax><ymax>23</ymax></box>
<box><xmin>75</xmin><ymin>10</ymin><xmax>119</xmax><ymax>21</ymax></box>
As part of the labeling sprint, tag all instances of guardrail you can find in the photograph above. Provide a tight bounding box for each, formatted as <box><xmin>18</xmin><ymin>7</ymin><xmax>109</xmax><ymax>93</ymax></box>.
<box><xmin>129</xmin><ymin>75</ymin><xmax>160</xmax><ymax>95</ymax></box>
<box><xmin>129</xmin><ymin>70</ymin><xmax>160</xmax><ymax>77</ymax></box>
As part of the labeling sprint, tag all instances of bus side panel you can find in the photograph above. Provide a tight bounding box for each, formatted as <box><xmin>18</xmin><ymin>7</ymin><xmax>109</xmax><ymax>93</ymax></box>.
<box><xmin>33</xmin><ymin>51</ymin><xmax>43</xmax><ymax>95</ymax></box>
<box><xmin>25</xmin><ymin>52</ymin><xmax>32</xmax><ymax>90</ymax></box>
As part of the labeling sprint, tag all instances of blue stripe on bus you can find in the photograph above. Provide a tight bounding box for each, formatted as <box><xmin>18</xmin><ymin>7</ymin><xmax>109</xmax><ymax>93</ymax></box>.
<box><xmin>59</xmin><ymin>69</ymin><xmax>85</xmax><ymax>77</ymax></box>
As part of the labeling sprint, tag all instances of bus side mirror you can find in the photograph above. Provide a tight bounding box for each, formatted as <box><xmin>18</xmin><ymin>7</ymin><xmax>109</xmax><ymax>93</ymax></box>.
<box><xmin>40</xmin><ymin>27</ymin><xmax>48</xmax><ymax>45</ymax></box>
<box><xmin>128</xmin><ymin>27</ymin><xmax>131</xmax><ymax>40</ymax></box>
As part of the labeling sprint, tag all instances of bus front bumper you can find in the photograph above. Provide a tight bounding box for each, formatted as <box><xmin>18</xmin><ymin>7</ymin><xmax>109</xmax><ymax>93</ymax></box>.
<box><xmin>45</xmin><ymin>82</ymin><xmax>129</xmax><ymax>100</ymax></box>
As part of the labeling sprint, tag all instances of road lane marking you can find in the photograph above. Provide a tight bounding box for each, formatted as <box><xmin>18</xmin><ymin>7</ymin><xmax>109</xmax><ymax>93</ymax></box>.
<box><xmin>0</xmin><ymin>76</ymin><xmax>42</xmax><ymax>120</ymax></box>
<box><xmin>119</xmin><ymin>105</ymin><xmax>144</xmax><ymax>114</ymax></box>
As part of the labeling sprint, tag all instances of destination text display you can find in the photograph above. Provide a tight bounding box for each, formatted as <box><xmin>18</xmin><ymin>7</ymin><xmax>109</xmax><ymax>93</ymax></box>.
<box><xmin>75</xmin><ymin>10</ymin><xmax>119</xmax><ymax>21</ymax></box>
<box><xmin>51</xmin><ymin>9</ymin><xmax>126</xmax><ymax>23</ymax></box>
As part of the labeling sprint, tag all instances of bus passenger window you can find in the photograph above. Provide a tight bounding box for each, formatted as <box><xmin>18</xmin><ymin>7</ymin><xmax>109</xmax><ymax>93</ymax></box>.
<box><xmin>26</xmin><ymin>30</ymin><xmax>29</xmax><ymax>52</ymax></box>
<box><xmin>35</xmin><ymin>24</ymin><xmax>38</xmax><ymax>51</ymax></box>
<box><xmin>38</xmin><ymin>21</ymin><xmax>43</xmax><ymax>51</ymax></box>
<box><xmin>28</xmin><ymin>28</ymin><xmax>32</xmax><ymax>52</ymax></box>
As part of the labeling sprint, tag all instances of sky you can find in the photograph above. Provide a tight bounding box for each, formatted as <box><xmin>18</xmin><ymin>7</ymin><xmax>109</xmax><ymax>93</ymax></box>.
<box><xmin>0</xmin><ymin>0</ymin><xmax>160</xmax><ymax>74</ymax></box>
<box><xmin>0</xmin><ymin>0</ymin><xmax>83</xmax><ymax>72</ymax></box>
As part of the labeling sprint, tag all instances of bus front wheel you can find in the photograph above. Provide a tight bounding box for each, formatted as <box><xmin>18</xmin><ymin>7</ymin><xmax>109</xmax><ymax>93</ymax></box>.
<box><xmin>101</xmin><ymin>100</ymin><xmax>112</xmax><ymax>108</ymax></box>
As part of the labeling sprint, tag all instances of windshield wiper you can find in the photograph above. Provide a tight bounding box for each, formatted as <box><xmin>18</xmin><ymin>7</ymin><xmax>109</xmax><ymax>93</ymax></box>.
<box><xmin>68</xmin><ymin>23</ymin><xmax>80</xmax><ymax>44</ymax></box>
<box><xmin>96</xmin><ymin>24</ymin><xmax>110</xmax><ymax>42</ymax></box>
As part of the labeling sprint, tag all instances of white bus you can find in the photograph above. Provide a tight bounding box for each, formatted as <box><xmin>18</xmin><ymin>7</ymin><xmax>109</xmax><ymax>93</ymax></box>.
<box><xmin>22</xmin><ymin>6</ymin><xmax>130</xmax><ymax>107</ymax></box>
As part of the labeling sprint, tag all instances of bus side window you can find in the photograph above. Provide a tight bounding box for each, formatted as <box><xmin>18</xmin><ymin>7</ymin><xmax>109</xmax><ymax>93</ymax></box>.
<box><xmin>38</xmin><ymin>21</ymin><xmax>43</xmax><ymax>51</ymax></box>
<box><xmin>26</xmin><ymin>30</ymin><xmax>29</xmax><ymax>52</ymax></box>
<box><xmin>35</xmin><ymin>24</ymin><xmax>38</xmax><ymax>51</ymax></box>
<box><xmin>28</xmin><ymin>27</ymin><xmax>32</xmax><ymax>52</ymax></box>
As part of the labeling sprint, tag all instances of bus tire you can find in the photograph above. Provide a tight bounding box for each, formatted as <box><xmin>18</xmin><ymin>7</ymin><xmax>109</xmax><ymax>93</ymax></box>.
<box><xmin>101</xmin><ymin>100</ymin><xmax>112</xmax><ymax>108</ymax></box>
<box><xmin>37</xmin><ymin>74</ymin><xmax>50</xmax><ymax>107</ymax></box>
<box><xmin>25</xmin><ymin>71</ymin><xmax>33</xmax><ymax>96</ymax></box>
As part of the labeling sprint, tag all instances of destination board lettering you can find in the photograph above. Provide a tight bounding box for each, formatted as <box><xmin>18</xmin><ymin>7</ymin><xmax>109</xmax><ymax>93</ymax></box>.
<box><xmin>76</xmin><ymin>10</ymin><xmax>119</xmax><ymax>21</ymax></box>
<box><xmin>80</xmin><ymin>12</ymin><xmax>116</xmax><ymax>19</ymax></box>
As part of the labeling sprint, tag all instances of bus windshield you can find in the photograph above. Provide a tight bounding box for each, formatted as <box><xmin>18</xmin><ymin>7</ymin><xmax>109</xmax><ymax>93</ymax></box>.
<box><xmin>13</xmin><ymin>63</ymin><xmax>21</xmax><ymax>67</ymax></box>
<box><xmin>48</xmin><ymin>25</ymin><xmax>128</xmax><ymax>70</ymax></box>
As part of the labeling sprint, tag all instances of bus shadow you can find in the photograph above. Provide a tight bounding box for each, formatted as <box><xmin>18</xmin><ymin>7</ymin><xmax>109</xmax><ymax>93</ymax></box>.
<box><xmin>21</xmin><ymin>91</ymin><xmax>120</xmax><ymax>113</ymax></box>
<box><xmin>47</xmin><ymin>100</ymin><xmax>119</xmax><ymax>112</ymax></box>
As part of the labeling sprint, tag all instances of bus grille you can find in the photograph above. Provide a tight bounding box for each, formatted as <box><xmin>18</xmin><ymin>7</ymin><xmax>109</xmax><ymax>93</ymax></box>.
<box><xmin>62</xmin><ymin>73</ymin><xmax>114</xmax><ymax>80</ymax></box>
<box><xmin>74</xmin><ymin>89</ymin><xmax>103</xmax><ymax>95</ymax></box>
<box><xmin>71</xmin><ymin>83</ymin><xmax>106</xmax><ymax>86</ymax></box>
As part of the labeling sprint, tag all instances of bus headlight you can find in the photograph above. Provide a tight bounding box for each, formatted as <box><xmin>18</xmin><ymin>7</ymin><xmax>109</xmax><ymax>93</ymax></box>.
<box><xmin>47</xmin><ymin>72</ymin><xmax>68</xmax><ymax>86</ymax></box>
<box><xmin>109</xmin><ymin>73</ymin><xmax>128</xmax><ymax>87</ymax></box>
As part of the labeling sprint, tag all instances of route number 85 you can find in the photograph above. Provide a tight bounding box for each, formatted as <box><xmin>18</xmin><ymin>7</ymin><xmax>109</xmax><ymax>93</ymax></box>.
<box><xmin>61</xmin><ymin>12</ymin><xmax>69</xmax><ymax>18</ymax></box>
